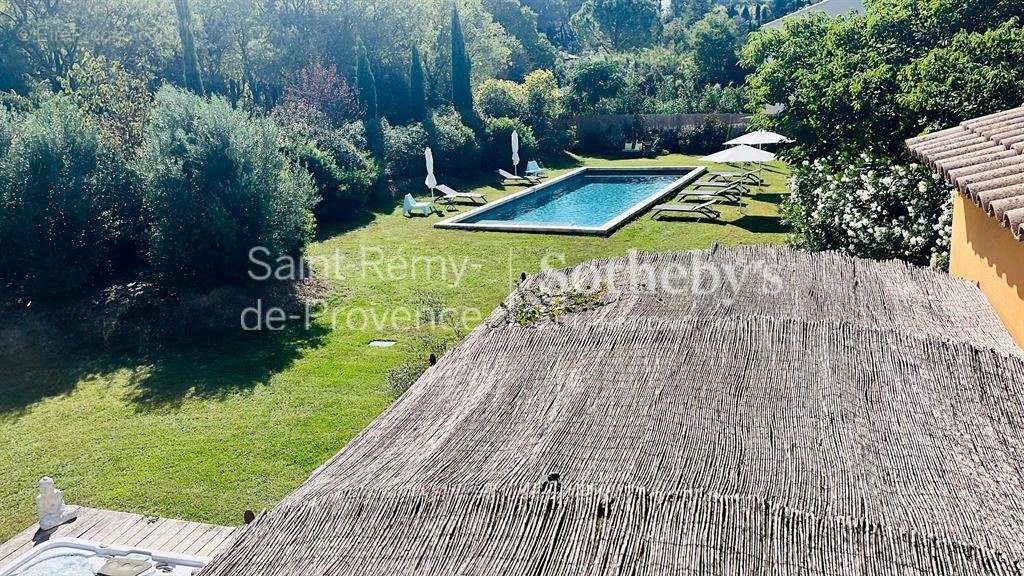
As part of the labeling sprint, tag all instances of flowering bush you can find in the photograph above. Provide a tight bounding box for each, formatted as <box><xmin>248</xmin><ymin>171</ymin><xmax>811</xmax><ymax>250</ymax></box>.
<box><xmin>783</xmin><ymin>153</ymin><xmax>953</xmax><ymax>268</ymax></box>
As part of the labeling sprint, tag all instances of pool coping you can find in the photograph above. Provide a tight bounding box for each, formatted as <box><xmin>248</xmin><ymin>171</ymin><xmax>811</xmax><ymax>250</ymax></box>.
<box><xmin>433</xmin><ymin>166</ymin><xmax>707</xmax><ymax>236</ymax></box>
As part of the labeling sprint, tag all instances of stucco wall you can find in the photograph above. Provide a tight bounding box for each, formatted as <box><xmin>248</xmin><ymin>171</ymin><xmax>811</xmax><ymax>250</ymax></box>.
<box><xmin>950</xmin><ymin>193</ymin><xmax>1024</xmax><ymax>349</ymax></box>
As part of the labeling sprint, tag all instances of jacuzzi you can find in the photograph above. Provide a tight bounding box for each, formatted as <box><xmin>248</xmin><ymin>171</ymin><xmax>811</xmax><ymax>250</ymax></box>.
<box><xmin>0</xmin><ymin>538</ymin><xmax>208</xmax><ymax>576</ymax></box>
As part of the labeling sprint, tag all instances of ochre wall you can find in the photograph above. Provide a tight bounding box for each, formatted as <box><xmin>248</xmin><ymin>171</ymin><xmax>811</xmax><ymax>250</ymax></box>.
<box><xmin>950</xmin><ymin>193</ymin><xmax>1024</xmax><ymax>349</ymax></box>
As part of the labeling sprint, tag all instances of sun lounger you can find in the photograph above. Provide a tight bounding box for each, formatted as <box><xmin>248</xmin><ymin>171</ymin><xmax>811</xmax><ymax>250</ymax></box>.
<box><xmin>497</xmin><ymin>169</ymin><xmax>540</xmax><ymax>185</ymax></box>
<box><xmin>691</xmin><ymin>180</ymin><xmax>750</xmax><ymax>194</ymax></box>
<box><xmin>651</xmin><ymin>199</ymin><xmax>721</xmax><ymax>221</ymax></box>
<box><xmin>681</xmin><ymin>189</ymin><xmax>741</xmax><ymax>205</ymax></box>
<box><xmin>525</xmin><ymin>160</ymin><xmax>549</xmax><ymax>178</ymax></box>
<box><xmin>403</xmin><ymin>193</ymin><xmax>434</xmax><ymax>217</ymax></box>
<box><xmin>708</xmin><ymin>169</ymin><xmax>764</xmax><ymax>186</ymax></box>
<box><xmin>436</xmin><ymin>184</ymin><xmax>487</xmax><ymax>206</ymax></box>
<box><xmin>622</xmin><ymin>142</ymin><xmax>644</xmax><ymax>155</ymax></box>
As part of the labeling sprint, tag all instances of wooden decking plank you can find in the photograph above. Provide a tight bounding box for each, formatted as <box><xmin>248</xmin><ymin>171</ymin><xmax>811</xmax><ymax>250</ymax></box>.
<box><xmin>179</xmin><ymin>525</ymin><xmax>225</xmax><ymax>556</ymax></box>
<box><xmin>195</xmin><ymin>527</ymin><xmax>238</xmax><ymax>558</ymax></box>
<box><xmin>1</xmin><ymin>507</ymin><xmax>236</xmax><ymax>568</ymax></box>
<box><xmin>122</xmin><ymin>517</ymin><xmax>168</xmax><ymax>548</ymax></box>
<box><xmin>159</xmin><ymin>521</ymin><xmax>204</xmax><ymax>553</ymax></box>
<box><xmin>137</xmin><ymin>519</ymin><xmax>193</xmax><ymax>550</ymax></box>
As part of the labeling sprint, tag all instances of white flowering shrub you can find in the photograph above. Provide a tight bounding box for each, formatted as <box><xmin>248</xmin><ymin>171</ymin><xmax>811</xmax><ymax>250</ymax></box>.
<box><xmin>783</xmin><ymin>153</ymin><xmax>954</xmax><ymax>269</ymax></box>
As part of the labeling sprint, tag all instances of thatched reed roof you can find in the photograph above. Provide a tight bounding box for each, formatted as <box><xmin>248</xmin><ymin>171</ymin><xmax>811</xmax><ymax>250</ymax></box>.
<box><xmin>907</xmin><ymin>106</ymin><xmax>1024</xmax><ymax>240</ymax></box>
<box><xmin>201</xmin><ymin>246</ymin><xmax>1024</xmax><ymax>576</ymax></box>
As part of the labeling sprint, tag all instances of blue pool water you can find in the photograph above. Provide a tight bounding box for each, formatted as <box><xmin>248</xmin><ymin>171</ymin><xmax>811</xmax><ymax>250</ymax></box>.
<box><xmin>462</xmin><ymin>172</ymin><xmax>684</xmax><ymax>228</ymax></box>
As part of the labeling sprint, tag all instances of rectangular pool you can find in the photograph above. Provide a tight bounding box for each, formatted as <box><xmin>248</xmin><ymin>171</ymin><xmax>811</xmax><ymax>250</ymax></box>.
<box><xmin>434</xmin><ymin>167</ymin><xmax>705</xmax><ymax>235</ymax></box>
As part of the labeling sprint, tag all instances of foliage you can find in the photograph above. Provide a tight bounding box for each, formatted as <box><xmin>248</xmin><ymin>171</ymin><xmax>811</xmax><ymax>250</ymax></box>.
<box><xmin>482</xmin><ymin>0</ymin><xmax>558</xmax><ymax>77</ymax></box>
<box><xmin>356</xmin><ymin>48</ymin><xmax>379</xmax><ymax>121</ymax></box>
<box><xmin>295</xmin><ymin>140</ymin><xmax>375</xmax><ymax>222</ymax></box>
<box><xmin>742</xmin><ymin>3</ymin><xmax>1024</xmax><ymax>158</ymax></box>
<box><xmin>383</xmin><ymin>121</ymin><xmax>430</xmax><ymax>180</ymax></box>
<box><xmin>139</xmin><ymin>87</ymin><xmax>315</xmax><ymax>288</ymax></box>
<box><xmin>783</xmin><ymin>152</ymin><xmax>953</xmax><ymax>268</ymax></box>
<box><xmin>522</xmin><ymin>69</ymin><xmax>571</xmax><ymax>153</ymax></box>
<box><xmin>0</xmin><ymin>97</ymin><xmax>139</xmax><ymax>298</ymax></box>
<box><xmin>690</xmin><ymin>8</ymin><xmax>742</xmax><ymax>87</ymax></box>
<box><xmin>58</xmin><ymin>53</ymin><xmax>154</xmax><ymax>152</ymax></box>
<box><xmin>482</xmin><ymin>117</ymin><xmax>537</xmax><ymax>170</ymax></box>
<box><xmin>475</xmin><ymin>79</ymin><xmax>527</xmax><ymax>119</ymax></box>
<box><xmin>566</xmin><ymin>57</ymin><xmax>627</xmax><ymax>115</ymax></box>
<box><xmin>427</xmin><ymin>110</ymin><xmax>481</xmax><ymax>175</ymax></box>
<box><xmin>173</xmin><ymin>0</ymin><xmax>204</xmax><ymax>95</ymax></box>
<box><xmin>450</xmin><ymin>6</ymin><xmax>474</xmax><ymax>114</ymax></box>
<box><xmin>571</xmin><ymin>0</ymin><xmax>661</xmax><ymax>51</ymax></box>
<box><xmin>278</xmin><ymin>61</ymin><xmax>358</xmax><ymax>128</ymax></box>
<box><xmin>676</xmin><ymin>117</ymin><xmax>730</xmax><ymax>153</ymax></box>
<box><xmin>409</xmin><ymin>47</ymin><xmax>428</xmax><ymax>122</ymax></box>
<box><xmin>897</xmin><ymin>20</ymin><xmax>1024</xmax><ymax>131</ymax></box>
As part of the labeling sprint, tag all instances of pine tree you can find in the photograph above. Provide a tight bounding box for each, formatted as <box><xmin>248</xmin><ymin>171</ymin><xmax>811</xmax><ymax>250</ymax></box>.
<box><xmin>173</xmin><ymin>0</ymin><xmax>204</xmax><ymax>95</ymax></box>
<box><xmin>409</xmin><ymin>46</ymin><xmax>427</xmax><ymax>122</ymax></box>
<box><xmin>450</xmin><ymin>6</ymin><xmax>473</xmax><ymax>114</ymax></box>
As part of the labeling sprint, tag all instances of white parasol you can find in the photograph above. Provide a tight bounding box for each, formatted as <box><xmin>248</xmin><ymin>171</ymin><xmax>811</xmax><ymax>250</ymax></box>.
<box><xmin>723</xmin><ymin>130</ymin><xmax>793</xmax><ymax>147</ymax></box>
<box><xmin>511</xmin><ymin>130</ymin><xmax>520</xmax><ymax>175</ymax></box>
<box><xmin>424</xmin><ymin>147</ymin><xmax>437</xmax><ymax>199</ymax></box>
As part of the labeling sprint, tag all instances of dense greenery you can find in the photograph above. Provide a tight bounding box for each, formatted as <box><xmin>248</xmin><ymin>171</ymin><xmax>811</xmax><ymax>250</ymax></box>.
<box><xmin>0</xmin><ymin>98</ymin><xmax>132</xmax><ymax>298</ymax></box>
<box><xmin>742</xmin><ymin>0</ymin><xmax>1023</xmax><ymax>267</ymax></box>
<box><xmin>140</xmin><ymin>87</ymin><xmax>316</xmax><ymax>288</ymax></box>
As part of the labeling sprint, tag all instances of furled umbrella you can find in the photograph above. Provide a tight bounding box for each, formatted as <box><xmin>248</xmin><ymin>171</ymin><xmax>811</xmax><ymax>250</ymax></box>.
<box><xmin>511</xmin><ymin>130</ymin><xmax>520</xmax><ymax>175</ymax></box>
<box><xmin>424</xmin><ymin>147</ymin><xmax>437</xmax><ymax>201</ymax></box>
<box><xmin>723</xmin><ymin>130</ymin><xmax>793</xmax><ymax>147</ymax></box>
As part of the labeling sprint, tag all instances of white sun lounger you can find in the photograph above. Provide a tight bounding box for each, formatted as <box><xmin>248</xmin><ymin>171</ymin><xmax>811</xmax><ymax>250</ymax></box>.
<box><xmin>497</xmin><ymin>169</ymin><xmax>540</xmax><ymax>185</ymax></box>
<box><xmin>708</xmin><ymin>169</ymin><xmax>764</xmax><ymax>186</ymax></box>
<box><xmin>651</xmin><ymin>199</ymin><xmax>721</xmax><ymax>221</ymax></box>
<box><xmin>681</xmin><ymin>188</ymin><xmax>741</xmax><ymax>205</ymax></box>
<box><xmin>436</xmin><ymin>184</ymin><xmax>487</xmax><ymax>206</ymax></box>
<box><xmin>691</xmin><ymin>180</ymin><xmax>750</xmax><ymax>194</ymax></box>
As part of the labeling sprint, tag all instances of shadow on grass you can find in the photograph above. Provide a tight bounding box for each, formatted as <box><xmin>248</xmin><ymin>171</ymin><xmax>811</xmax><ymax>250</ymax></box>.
<box><xmin>732</xmin><ymin>215</ymin><xmax>790</xmax><ymax>234</ymax></box>
<box><xmin>753</xmin><ymin>192</ymin><xmax>789</xmax><ymax>205</ymax></box>
<box><xmin>126</xmin><ymin>323</ymin><xmax>329</xmax><ymax>410</ymax></box>
<box><xmin>0</xmin><ymin>322</ymin><xmax>329</xmax><ymax>415</ymax></box>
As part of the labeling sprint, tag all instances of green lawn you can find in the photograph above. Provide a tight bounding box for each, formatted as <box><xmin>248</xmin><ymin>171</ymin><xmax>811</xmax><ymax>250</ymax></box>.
<box><xmin>0</xmin><ymin>154</ymin><xmax>790</xmax><ymax>540</ymax></box>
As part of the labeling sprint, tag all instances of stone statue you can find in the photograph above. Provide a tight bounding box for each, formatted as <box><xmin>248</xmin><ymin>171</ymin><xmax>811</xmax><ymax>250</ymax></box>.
<box><xmin>37</xmin><ymin>477</ymin><xmax>78</xmax><ymax>530</ymax></box>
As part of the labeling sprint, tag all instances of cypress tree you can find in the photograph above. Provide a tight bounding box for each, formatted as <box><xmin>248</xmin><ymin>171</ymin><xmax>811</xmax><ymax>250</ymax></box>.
<box><xmin>357</xmin><ymin>46</ymin><xmax>383</xmax><ymax>164</ymax></box>
<box><xmin>450</xmin><ymin>6</ymin><xmax>473</xmax><ymax>114</ymax></box>
<box><xmin>741</xmin><ymin>4</ymin><xmax>751</xmax><ymax>20</ymax></box>
<box><xmin>755</xmin><ymin>2</ymin><xmax>762</xmax><ymax>23</ymax></box>
<box><xmin>357</xmin><ymin>47</ymin><xmax>379</xmax><ymax>121</ymax></box>
<box><xmin>409</xmin><ymin>46</ymin><xmax>427</xmax><ymax>122</ymax></box>
<box><xmin>173</xmin><ymin>0</ymin><xmax>204</xmax><ymax>95</ymax></box>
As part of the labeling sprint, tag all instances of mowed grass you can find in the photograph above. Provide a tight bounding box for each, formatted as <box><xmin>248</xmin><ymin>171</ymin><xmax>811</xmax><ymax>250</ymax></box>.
<box><xmin>0</xmin><ymin>154</ymin><xmax>790</xmax><ymax>540</ymax></box>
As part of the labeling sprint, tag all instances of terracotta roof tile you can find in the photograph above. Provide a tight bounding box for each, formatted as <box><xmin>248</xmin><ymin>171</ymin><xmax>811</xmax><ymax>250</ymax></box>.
<box><xmin>908</xmin><ymin>106</ymin><xmax>1024</xmax><ymax>241</ymax></box>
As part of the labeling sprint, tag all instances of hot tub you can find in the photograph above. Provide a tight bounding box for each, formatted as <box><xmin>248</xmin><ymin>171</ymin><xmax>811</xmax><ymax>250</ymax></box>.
<box><xmin>0</xmin><ymin>538</ymin><xmax>208</xmax><ymax>576</ymax></box>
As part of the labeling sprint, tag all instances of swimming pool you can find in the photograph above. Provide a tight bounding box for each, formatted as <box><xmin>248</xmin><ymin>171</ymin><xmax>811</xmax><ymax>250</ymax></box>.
<box><xmin>434</xmin><ymin>167</ymin><xmax>705</xmax><ymax>235</ymax></box>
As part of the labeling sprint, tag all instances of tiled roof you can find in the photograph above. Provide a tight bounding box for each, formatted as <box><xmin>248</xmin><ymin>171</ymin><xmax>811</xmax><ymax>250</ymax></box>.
<box><xmin>907</xmin><ymin>106</ymin><xmax>1024</xmax><ymax>241</ymax></box>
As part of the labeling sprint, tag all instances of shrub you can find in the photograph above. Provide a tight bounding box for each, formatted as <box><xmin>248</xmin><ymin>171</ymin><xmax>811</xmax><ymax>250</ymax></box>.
<box><xmin>427</xmin><ymin>110</ymin><xmax>480</xmax><ymax>176</ymax></box>
<box><xmin>382</xmin><ymin>121</ymin><xmax>429</xmax><ymax>181</ymax></box>
<box><xmin>475</xmin><ymin>79</ymin><xmax>526</xmax><ymax>120</ymax></box>
<box><xmin>783</xmin><ymin>152</ymin><xmax>953</xmax><ymax>268</ymax></box>
<box><xmin>677</xmin><ymin>118</ymin><xmax>730</xmax><ymax>154</ymax></box>
<box><xmin>482</xmin><ymin>117</ymin><xmax>537</xmax><ymax>171</ymax></box>
<box><xmin>139</xmin><ymin>86</ymin><xmax>316</xmax><ymax>288</ymax></box>
<box><xmin>522</xmin><ymin>70</ymin><xmax>572</xmax><ymax>154</ymax></box>
<box><xmin>59</xmin><ymin>53</ymin><xmax>153</xmax><ymax>152</ymax></box>
<box><xmin>0</xmin><ymin>97</ymin><xmax>138</xmax><ymax>299</ymax></box>
<box><xmin>576</xmin><ymin>122</ymin><xmax>626</xmax><ymax>154</ymax></box>
<box><xmin>293</xmin><ymin>130</ymin><xmax>376</xmax><ymax>221</ymax></box>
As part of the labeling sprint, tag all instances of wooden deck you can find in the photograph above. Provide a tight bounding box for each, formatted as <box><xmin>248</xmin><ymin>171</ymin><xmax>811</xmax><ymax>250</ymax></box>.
<box><xmin>0</xmin><ymin>507</ymin><xmax>239</xmax><ymax>568</ymax></box>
